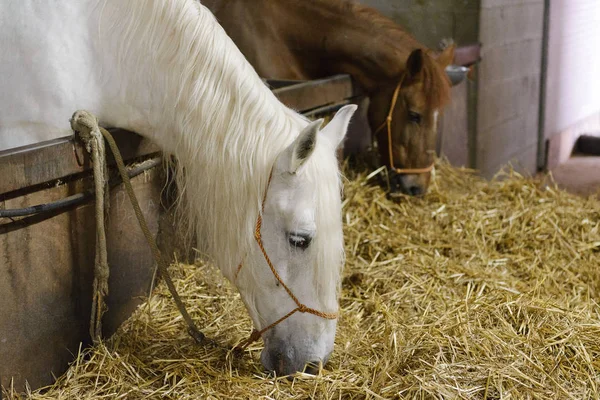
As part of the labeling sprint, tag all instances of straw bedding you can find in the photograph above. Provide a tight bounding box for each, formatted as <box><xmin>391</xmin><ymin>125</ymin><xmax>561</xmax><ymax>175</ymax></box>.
<box><xmin>5</xmin><ymin>161</ymin><xmax>600</xmax><ymax>399</ymax></box>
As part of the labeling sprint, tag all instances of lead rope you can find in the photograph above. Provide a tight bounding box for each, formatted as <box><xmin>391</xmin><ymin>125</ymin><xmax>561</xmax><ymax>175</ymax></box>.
<box><xmin>373</xmin><ymin>72</ymin><xmax>435</xmax><ymax>175</ymax></box>
<box><xmin>72</xmin><ymin>111</ymin><xmax>109</xmax><ymax>343</ymax></box>
<box><xmin>233</xmin><ymin>169</ymin><xmax>338</xmax><ymax>353</ymax></box>
<box><xmin>70</xmin><ymin>110</ymin><xmax>205</xmax><ymax>345</ymax></box>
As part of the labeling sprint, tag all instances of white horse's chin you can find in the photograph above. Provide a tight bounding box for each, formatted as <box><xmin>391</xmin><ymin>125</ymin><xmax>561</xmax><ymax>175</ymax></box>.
<box><xmin>259</xmin><ymin>319</ymin><xmax>336</xmax><ymax>376</ymax></box>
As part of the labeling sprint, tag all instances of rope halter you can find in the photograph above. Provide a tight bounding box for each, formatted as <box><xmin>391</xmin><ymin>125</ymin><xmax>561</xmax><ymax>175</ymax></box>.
<box><xmin>234</xmin><ymin>168</ymin><xmax>338</xmax><ymax>353</ymax></box>
<box><xmin>373</xmin><ymin>72</ymin><xmax>435</xmax><ymax>175</ymax></box>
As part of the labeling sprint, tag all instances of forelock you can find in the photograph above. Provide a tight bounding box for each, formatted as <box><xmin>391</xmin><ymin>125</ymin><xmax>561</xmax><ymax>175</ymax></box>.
<box><xmin>304</xmin><ymin>140</ymin><xmax>345</xmax><ymax>310</ymax></box>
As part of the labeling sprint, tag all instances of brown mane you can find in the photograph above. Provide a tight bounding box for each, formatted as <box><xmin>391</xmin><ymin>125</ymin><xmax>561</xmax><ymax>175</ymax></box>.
<box><xmin>292</xmin><ymin>0</ymin><xmax>417</xmax><ymax>44</ymax></box>
<box><xmin>288</xmin><ymin>0</ymin><xmax>451</xmax><ymax>109</ymax></box>
<box><xmin>347</xmin><ymin>2</ymin><xmax>420</xmax><ymax>46</ymax></box>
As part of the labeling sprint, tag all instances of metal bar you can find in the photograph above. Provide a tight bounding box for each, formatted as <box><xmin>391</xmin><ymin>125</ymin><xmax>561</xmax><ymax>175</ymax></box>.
<box><xmin>0</xmin><ymin>158</ymin><xmax>161</xmax><ymax>219</ymax></box>
<box><xmin>536</xmin><ymin>0</ymin><xmax>550</xmax><ymax>171</ymax></box>
<box><xmin>453</xmin><ymin>43</ymin><xmax>482</xmax><ymax>67</ymax></box>
<box><xmin>272</xmin><ymin>74</ymin><xmax>359</xmax><ymax>112</ymax></box>
<box><xmin>303</xmin><ymin>100</ymin><xmax>352</xmax><ymax>118</ymax></box>
<box><xmin>467</xmin><ymin>64</ymin><xmax>479</xmax><ymax>170</ymax></box>
<box><xmin>264</xmin><ymin>78</ymin><xmax>306</xmax><ymax>89</ymax></box>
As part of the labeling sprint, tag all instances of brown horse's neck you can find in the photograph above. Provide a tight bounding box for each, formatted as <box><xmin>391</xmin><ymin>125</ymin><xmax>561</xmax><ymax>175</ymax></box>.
<box><xmin>277</xmin><ymin>0</ymin><xmax>423</xmax><ymax>92</ymax></box>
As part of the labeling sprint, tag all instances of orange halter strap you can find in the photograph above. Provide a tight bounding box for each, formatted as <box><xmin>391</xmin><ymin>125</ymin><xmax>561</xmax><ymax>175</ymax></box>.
<box><xmin>373</xmin><ymin>72</ymin><xmax>435</xmax><ymax>175</ymax></box>
<box><xmin>234</xmin><ymin>168</ymin><xmax>338</xmax><ymax>352</ymax></box>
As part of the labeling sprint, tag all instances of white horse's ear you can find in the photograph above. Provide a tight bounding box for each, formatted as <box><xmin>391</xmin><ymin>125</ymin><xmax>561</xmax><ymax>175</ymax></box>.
<box><xmin>321</xmin><ymin>104</ymin><xmax>357</xmax><ymax>149</ymax></box>
<box><xmin>289</xmin><ymin>118</ymin><xmax>324</xmax><ymax>173</ymax></box>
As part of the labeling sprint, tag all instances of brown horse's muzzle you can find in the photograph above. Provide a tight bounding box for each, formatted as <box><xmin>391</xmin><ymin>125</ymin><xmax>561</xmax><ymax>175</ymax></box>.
<box><xmin>388</xmin><ymin>169</ymin><xmax>429</xmax><ymax>196</ymax></box>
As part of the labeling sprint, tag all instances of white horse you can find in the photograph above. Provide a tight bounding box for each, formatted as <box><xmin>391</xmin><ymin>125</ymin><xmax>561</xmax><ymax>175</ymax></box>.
<box><xmin>0</xmin><ymin>0</ymin><xmax>356</xmax><ymax>375</ymax></box>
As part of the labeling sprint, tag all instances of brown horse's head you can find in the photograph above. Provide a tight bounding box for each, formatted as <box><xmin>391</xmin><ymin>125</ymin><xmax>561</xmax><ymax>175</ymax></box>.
<box><xmin>368</xmin><ymin>45</ymin><xmax>454</xmax><ymax>196</ymax></box>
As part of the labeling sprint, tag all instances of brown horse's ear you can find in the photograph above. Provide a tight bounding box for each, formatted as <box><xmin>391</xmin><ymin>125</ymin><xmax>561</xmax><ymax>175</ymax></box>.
<box><xmin>437</xmin><ymin>43</ymin><xmax>455</xmax><ymax>69</ymax></box>
<box><xmin>406</xmin><ymin>49</ymin><xmax>424</xmax><ymax>78</ymax></box>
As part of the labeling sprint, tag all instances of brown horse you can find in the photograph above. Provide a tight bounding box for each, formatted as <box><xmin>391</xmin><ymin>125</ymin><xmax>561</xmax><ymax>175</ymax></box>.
<box><xmin>204</xmin><ymin>0</ymin><xmax>454</xmax><ymax>195</ymax></box>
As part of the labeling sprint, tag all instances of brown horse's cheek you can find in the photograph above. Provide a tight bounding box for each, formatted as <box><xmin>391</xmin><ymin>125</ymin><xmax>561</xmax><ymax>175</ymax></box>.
<box><xmin>414</xmin><ymin>173</ymin><xmax>430</xmax><ymax>191</ymax></box>
<box><xmin>398</xmin><ymin>146</ymin><xmax>408</xmax><ymax>166</ymax></box>
<box><xmin>427</xmin><ymin>126</ymin><xmax>437</xmax><ymax>152</ymax></box>
<box><xmin>408</xmin><ymin>127</ymin><xmax>424</xmax><ymax>167</ymax></box>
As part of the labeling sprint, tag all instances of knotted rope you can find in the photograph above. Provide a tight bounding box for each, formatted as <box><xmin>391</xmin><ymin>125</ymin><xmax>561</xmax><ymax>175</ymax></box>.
<box><xmin>70</xmin><ymin>110</ymin><xmax>205</xmax><ymax>345</ymax></box>
<box><xmin>70</xmin><ymin>111</ymin><xmax>109</xmax><ymax>343</ymax></box>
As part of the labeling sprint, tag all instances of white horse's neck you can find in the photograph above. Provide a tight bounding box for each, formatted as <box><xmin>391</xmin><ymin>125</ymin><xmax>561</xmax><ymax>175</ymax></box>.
<box><xmin>96</xmin><ymin>0</ymin><xmax>306</xmax><ymax>275</ymax></box>
<box><xmin>101</xmin><ymin>1</ymin><xmax>298</xmax><ymax>144</ymax></box>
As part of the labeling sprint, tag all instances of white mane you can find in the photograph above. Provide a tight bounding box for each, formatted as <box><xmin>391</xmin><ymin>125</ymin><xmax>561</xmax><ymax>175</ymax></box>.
<box><xmin>99</xmin><ymin>0</ymin><xmax>344</xmax><ymax>292</ymax></box>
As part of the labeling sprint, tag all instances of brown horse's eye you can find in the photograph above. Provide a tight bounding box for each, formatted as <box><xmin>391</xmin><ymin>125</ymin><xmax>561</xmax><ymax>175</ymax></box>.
<box><xmin>408</xmin><ymin>111</ymin><xmax>421</xmax><ymax>124</ymax></box>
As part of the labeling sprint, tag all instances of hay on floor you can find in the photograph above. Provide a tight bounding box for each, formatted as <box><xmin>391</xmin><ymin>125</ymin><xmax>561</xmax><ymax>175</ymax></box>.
<box><xmin>5</xmin><ymin>161</ymin><xmax>600</xmax><ymax>399</ymax></box>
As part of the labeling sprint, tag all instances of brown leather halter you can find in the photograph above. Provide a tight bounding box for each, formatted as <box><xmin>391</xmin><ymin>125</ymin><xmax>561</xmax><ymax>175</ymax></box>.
<box><xmin>373</xmin><ymin>72</ymin><xmax>435</xmax><ymax>175</ymax></box>
<box><xmin>234</xmin><ymin>168</ymin><xmax>338</xmax><ymax>352</ymax></box>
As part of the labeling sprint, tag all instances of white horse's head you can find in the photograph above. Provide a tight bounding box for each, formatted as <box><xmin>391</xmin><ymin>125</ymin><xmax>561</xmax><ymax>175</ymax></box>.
<box><xmin>235</xmin><ymin>105</ymin><xmax>356</xmax><ymax>376</ymax></box>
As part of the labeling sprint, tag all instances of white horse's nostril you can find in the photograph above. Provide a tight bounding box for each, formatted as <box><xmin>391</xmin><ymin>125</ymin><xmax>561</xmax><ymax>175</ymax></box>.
<box><xmin>303</xmin><ymin>361</ymin><xmax>321</xmax><ymax>375</ymax></box>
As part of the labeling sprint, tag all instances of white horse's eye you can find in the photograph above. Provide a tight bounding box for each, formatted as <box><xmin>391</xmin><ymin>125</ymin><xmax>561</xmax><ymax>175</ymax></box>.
<box><xmin>288</xmin><ymin>233</ymin><xmax>312</xmax><ymax>250</ymax></box>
